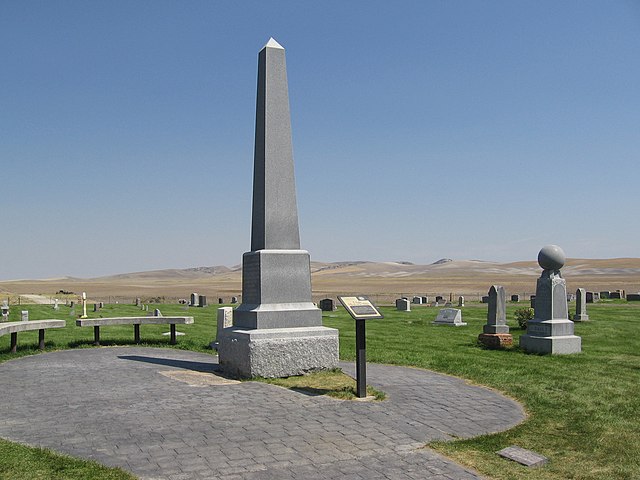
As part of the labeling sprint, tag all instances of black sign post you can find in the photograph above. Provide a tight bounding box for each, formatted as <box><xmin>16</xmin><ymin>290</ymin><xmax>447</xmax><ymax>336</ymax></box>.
<box><xmin>337</xmin><ymin>296</ymin><xmax>384</xmax><ymax>398</ymax></box>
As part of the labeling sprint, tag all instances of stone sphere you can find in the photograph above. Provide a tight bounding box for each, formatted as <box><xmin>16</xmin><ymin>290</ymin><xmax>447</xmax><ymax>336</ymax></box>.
<box><xmin>538</xmin><ymin>245</ymin><xmax>566</xmax><ymax>270</ymax></box>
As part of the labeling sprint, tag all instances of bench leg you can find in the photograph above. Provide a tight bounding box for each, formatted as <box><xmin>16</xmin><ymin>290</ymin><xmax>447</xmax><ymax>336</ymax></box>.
<box><xmin>94</xmin><ymin>326</ymin><xmax>100</xmax><ymax>346</ymax></box>
<box><xmin>134</xmin><ymin>324</ymin><xmax>140</xmax><ymax>344</ymax></box>
<box><xmin>39</xmin><ymin>329</ymin><xmax>45</xmax><ymax>350</ymax></box>
<box><xmin>10</xmin><ymin>332</ymin><xmax>17</xmax><ymax>353</ymax></box>
<box><xmin>170</xmin><ymin>324</ymin><xmax>176</xmax><ymax>345</ymax></box>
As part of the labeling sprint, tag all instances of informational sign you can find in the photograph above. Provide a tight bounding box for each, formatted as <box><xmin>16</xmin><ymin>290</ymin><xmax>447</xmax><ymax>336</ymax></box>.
<box><xmin>337</xmin><ymin>296</ymin><xmax>384</xmax><ymax>320</ymax></box>
<box><xmin>337</xmin><ymin>295</ymin><xmax>383</xmax><ymax>398</ymax></box>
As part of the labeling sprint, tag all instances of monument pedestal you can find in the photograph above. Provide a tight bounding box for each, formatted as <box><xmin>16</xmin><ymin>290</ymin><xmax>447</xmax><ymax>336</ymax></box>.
<box><xmin>233</xmin><ymin>250</ymin><xmax>321</xmax><ymax>329</ymax></box>
<box><xmin>519</xmin><ymin>319</ymin><xmax>582</xmax><ymax>354</ymax></box>
<box><xmin>218</xmin><ymin>326</ymin><xmax>339</xmax><ymax>378</ymax></box>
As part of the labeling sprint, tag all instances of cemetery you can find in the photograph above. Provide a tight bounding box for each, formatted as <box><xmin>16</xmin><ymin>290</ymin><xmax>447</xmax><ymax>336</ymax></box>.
<box><xmin>1</xmin><ymin>32</ymin><xmax>639</xmax><ymax>480</ymax></box>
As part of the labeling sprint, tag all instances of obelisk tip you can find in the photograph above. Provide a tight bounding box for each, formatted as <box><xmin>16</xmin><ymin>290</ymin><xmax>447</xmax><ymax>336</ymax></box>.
<box><xmin>264</xmin><ymin>37</ymin><xmax>284</xmax><ymax>49</ymax></box>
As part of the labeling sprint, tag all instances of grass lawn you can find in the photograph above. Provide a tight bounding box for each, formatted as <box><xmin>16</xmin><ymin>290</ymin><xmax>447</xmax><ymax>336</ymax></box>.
<box><xmin>1</xmin><ymin>300</ymin><xmax>639</xmax><ymax>479</ymax></box>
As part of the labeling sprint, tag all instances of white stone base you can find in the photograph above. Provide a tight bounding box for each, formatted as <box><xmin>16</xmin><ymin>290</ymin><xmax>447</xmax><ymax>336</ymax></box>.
<box><xmin>519</xmin><ymin>334</ymin><xmax>582</xmax><ymax>354</ymax></box>
<box><xmin>217</xmin><ymin>326</ymin><xmax>339</xmax><ymax>378</ymax></box>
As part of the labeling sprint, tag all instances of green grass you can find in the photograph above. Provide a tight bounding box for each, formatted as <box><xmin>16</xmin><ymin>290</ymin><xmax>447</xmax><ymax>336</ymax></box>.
<box><xmin>323</xmin><ymin>302</ymin><xmax>640</xmax><ymax>480</ymax></box>
<box><xmin>0</xmin><ymin>438</ymin><xmax>134</xmax><ymax>480</ymax></box>
<box><xmin>1</xmin><ymin>301</ymin><xmax>640</xmax><ymax>479</ymax></box>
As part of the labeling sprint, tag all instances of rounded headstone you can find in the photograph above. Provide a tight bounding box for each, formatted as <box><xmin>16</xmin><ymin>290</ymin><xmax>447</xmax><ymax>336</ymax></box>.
<box><xmin>538</xmin><ymin>245</ymin><xmax>565</xmax><ymax>271</ymax></box>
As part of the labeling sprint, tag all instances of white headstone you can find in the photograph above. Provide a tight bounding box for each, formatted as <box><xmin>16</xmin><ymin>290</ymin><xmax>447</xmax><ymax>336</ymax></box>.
<box><xmin>433</xmin><ymin>308</ymin><xmax>466</xmax><ymax>326</ymax></box>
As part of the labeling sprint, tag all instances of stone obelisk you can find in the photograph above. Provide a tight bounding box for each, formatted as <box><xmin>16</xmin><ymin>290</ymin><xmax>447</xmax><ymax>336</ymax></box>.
<box><xmin>218</xmin><ymin>38</ymin><xmax>339</xmax><ymax>378</ymax></box>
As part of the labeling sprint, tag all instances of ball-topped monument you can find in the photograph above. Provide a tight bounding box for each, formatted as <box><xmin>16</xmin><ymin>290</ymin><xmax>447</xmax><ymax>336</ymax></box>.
<box><xmin>538</xmin><ymin>245</ymin><xmax>565</xmax><ymax>271</ymax></box>
<box><xmin>520</xmin><ymin>245</ymin><xmax>581</xmax><ymax>355</ymax></box>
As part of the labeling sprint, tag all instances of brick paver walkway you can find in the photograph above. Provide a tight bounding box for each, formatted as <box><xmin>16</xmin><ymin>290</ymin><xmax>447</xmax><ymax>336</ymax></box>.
<box><xmin>0</xmin><ymin>348</ymin><xmax>525</xmax><ymax>479</ymax></box>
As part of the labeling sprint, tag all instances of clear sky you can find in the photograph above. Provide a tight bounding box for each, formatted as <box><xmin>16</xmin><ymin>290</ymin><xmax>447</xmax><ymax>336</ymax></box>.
<box><xmin>1</xmin><ymin>1</ymin><xmax>639</xmax><ymax>280</ymax></box>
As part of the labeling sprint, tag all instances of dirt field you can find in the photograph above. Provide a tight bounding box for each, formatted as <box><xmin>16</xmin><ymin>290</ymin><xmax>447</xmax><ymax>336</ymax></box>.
<box><xmin>2</xmin><ymin>258</ymin><xmax>639</xmax><ymax>305</ymax></box>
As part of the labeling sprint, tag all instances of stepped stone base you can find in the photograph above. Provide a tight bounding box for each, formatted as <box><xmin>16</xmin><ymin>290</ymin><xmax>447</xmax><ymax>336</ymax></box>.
<box><xmin>520</xmin><ymin>318</ymin><xmax>581</xmax><ymax>354</ymax></box>
<box><xmin>218</xmin><ymin>326</ymin><xmax>339</xmax><ymax>378</ymax></box>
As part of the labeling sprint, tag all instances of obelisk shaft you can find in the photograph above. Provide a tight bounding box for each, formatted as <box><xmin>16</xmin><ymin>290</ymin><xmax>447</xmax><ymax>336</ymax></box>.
<box><xmin>251</xmin><ymin>38</ymin><xmax>300</xmax><ymax>251</ymax></box>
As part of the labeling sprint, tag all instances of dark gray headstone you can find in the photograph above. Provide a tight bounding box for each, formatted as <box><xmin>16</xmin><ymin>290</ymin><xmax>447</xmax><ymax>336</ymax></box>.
<box><xmin>199</xmin><ymin>295</ymin><xmax>207</xmax><ymax>307</ymax></box>
<box><xmin>481</xmin><ymin>296</ymin><xmax>489</xmax><ymax>304</ymax></box>
<box><xmin>435</xmin><ymin>295</ymin><xmax>443</xmax><ymax>302</ymax></box>
<box><xmin>93</xmin><ymin>304</ymin><xmax>98</xmax><ymax>312</ymax></box>
<box><xmin>627</xmin><ymin>293</ymin><xmax>640</xmax><ymax>301</ymax></box>
<box><xmin>395</xmin><ymin>298</ymin><xmax>410</xmax><ymax>311</ymax></box>
<box><xmin>218</xmin><ymin>298</ymin><xmax>224</xmax><ymax>304</ymax></box>
<box><xmin>600</xmin><ymin>291</ymin><xmax>611</xmax><ymax>299</ymax></box>
<box><xmin>412</xmin><ymin>296</ymin><xmax>422</xmax><ymax>304</ymax></box>
<box><xmin>318</xmin><ymin>298</ymin><xmax>336</xmax><ymax>312</ymax></box>
<box><xmin>421</xmin><ymin>296</ymin><xmax>428</xmax><ymax>304</ymax></box>
<box><xmin>609</xmin><ymin>291</ymin><xmax>622</xmax><ymax>299</ymax></box>
<box><xmin>231</xmin><ymin>296</ymin><xmax>238</xmax><ymax>304</ymax></box>
<box><xmin>511</xmin><ymin>294</ymin><xmax>520</xmax><ymax>302</ymax></box>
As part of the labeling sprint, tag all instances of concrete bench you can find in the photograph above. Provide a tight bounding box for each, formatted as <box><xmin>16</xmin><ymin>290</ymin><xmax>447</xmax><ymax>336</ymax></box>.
<box><xmin>0</xmin><ymin>320</ymin><xmax>66</xmax><ymax>353</ymax></box>
<box><xmin>75</xmin><ymin>317</ymin><xmax>194</xmax><ymax>345</ymax></box>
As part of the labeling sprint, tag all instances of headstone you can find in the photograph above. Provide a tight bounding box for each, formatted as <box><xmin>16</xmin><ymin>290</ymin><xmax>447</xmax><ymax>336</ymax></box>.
<box><xmin>135</xmin><ymin>298</ymin><xmax>141</xmax><ymax>307</ymax></box>
<box><xmin>566</xmin><ymin>293</ymin><xmax>575</xmax><ymax>302</ymax></box>
<box><xmin>421</xmin><ymin>296</ymin><xmax>428</xmax><ymax>304</ymax></box>
<box><xmin>458</xmin><ymin>296</ymin><xmax>464</xmax><ymax>307</ymax></box>
<box><xmin>444</xmin><ymin>302</ymin><xmax>452</xmax><ymax>307</ymax></box>
<box><xmin>395</xmin><ymin>298</ymin><xmax>410</xmax><ymax>311</ymax></box>
<box><xmin>218</xmin><ymin>298</ymin><xmax>224</xmax><ymax>304</ymax></box>
<box><xmin>93</xmin><ymin>304</ymin><xmax>98</xmax><ymax>312</ymax></box>
<box><xmin>412</xmin><ymin>296</ymin><xmax>422</xmax><ymax>304</ymax></box>
<box><xmin>484</xmin><ymin>286</ymin><xmax>508</xmax><ymax>334</ymax></box>
<box><xmin>520</xmin><ymin>245</ymin><xmax>581</xmax><ymax>354</ymax></box>
<box><xmin>154</xmin><ymin>308</ymin><xmax>162</xmax><ymax>317</ymax></box>
<box><xmin>479</xmin><ymin>285</ymin><xmax>512</xmax><ymax>348</ymax></box>
<box><xmin>609</xmin><ymin>291</ymin><xmax>621</xmax><ymax>299</ymax></box>
<box><xmin>217</xmin><ymin>38</ymin><xmax>339</xmax><ymax>378</ymax></box>
<box><xmin>70</xmin><ymin>301</ymin><xmax>74</xmax><ymax>308</ymax></box>
<box><xmin>530</xmin><ymin>295</ymin><xmax>536</xmax><ymax>308</ymax></box>
<box><xmin>617</xmin><ymin>289</ymin><xmax>626</xmax><ymax>298</ymax></box>
<box><xmin>1</xmin><ymin>302</ymin><xmax>10</xmax><ymax>321</ymax></box>
<box><xmin>231</xmin><ymin>296</ymin><xmax>238</xmax><ymax>304</ymax></box>
<box><xmin>21</xmin><ymin>310</ymin><xmax>29</xmax><ymax>322</ymax></box>
<box><xmin>99</xmin><ymin>302</ymin><xmax>104</xmax><ymax>308</ymax></box>
<box><xmin>600</xmin><ymin>291</ymin><xmax>611</xmax><ymax>299</ymax></box>
<box><xmin>627</xmin><ymin>293</ymin><xmax>640</xmax><ymax>301</ymax></box>
<box><xmin>190</xmin><ymin>293</ymin><xmax>199</xmax><ymax>307</ymax></box>
<box><xmin>199</xmin><ymin>295</ymin><xmax>207</xmax><ymax>307</ymax></box>
<box><xmin>573</xmin><ymin>288</ymin><xmax>589</xmax><ymax>322</ymax></box>
<box><xmin>53</xmin><ymin>299</ymin><xmax>59</xmax><ymax>310</ymax></box>
<box><xmin>435</xmin><ymin>295</ymin><xmax>444</xmax><ymax>302</ymax></box>
<box><xmin>511</xmin><ymin>294</ymin><xmax>520</xmax><ymax>302</ymax></box>
<box><xmin>217</xmin><ymin>307</ymin><xmax>233</xmax><ymax>335</ymax></box>
<box><xmin>319</xmin><ymin>298</ymin><xmax>336</xmax><ymax>311</ymax></box>
<box><xmin>497</xmin><ymin>446</ymin><xmax>549</xmax><ymax>468</ymax></box>
<box><xmin>81</xmin><ymin>292</ymin><xmax>88</xmax><ymax>319</ymax></box>
<box><xmin>481</xmin><ymin>296</ymin><xmax>490</xmax><ymax>304</ymax></box>
<box><xmin>433</xmin><ymin>308</ymin><xmax>466</xmax><ymax>326</ymax></box>
<box><xmin>586</xmin><ymin>292</ymin><xmax>597</xmax><ymax>303</ymax></box>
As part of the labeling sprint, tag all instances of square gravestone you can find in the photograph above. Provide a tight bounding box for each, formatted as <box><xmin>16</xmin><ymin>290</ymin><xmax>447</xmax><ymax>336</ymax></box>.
<box><xmin>433</xmin><ymin>308</ymin><xmax>466</xmax><ymax>326</ymax></box>
<box><xmin>497</xmin><ymin>446</ymin><xmax>549</xmax><ymax>468</ymax></box>
<box><xmin>319</xmin><ymin>298</ymin><xmax>336</xmax><ymax>311</ymax></box>
<box><xmin>412</xmin><ymin>296</ymin><xmax>422</xmax><ymax>304</ymax></box>
<box><xmin>396</xmin><ymin>298</ymin><xmax>410</xmax><ymax>311</ymax></box>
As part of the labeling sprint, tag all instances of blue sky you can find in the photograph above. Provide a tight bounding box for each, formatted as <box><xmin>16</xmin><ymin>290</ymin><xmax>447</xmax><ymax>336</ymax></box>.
<box><xmin>1</xmin><ymin>1</ymin><xmax>639</xmax><ymax>280</ymax></box>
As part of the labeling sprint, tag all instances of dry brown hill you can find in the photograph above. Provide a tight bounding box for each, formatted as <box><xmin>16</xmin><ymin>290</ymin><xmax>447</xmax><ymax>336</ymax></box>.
<box><xmin>1</xmin><ymin>258</ymin><xmax>639</xmax><ymax>305</ymax></box>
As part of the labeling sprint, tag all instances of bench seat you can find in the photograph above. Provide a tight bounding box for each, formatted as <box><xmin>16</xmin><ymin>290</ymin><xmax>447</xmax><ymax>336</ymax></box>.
<box><xmin>0</xmin><ymin>320</ymin><xmax>66</xmax><ymax>353</ymax></box>
<box><xmin>76</xmin><ymin>317</ymin><xmax>194</xmax><ymax>345</ymax></box>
